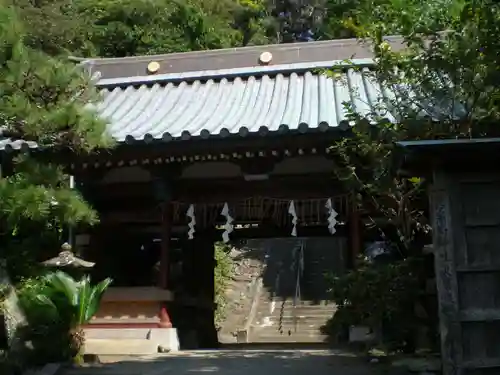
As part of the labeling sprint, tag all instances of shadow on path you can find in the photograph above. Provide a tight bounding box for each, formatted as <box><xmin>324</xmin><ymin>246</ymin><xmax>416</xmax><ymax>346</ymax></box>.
<box><xmin>64</xmin><ymin>348</ymin><xmax>382</xmax><ymax>375</ymax></box>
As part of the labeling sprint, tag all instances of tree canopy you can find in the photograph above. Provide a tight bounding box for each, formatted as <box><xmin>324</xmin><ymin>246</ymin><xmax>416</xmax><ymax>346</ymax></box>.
<box><xmin>0</xmin><ymin>4</ymin><xmax>111</xmax><ymax>278</ymax></box>
<box><xmin>330</xmin><ymin>0</ymin><xmax>500</xmax><ymax>252</ymax></box>
<box><xmin>10</xmin><ymin>0</ymin><xmax>461</xmax><ymax>58</ymax></box>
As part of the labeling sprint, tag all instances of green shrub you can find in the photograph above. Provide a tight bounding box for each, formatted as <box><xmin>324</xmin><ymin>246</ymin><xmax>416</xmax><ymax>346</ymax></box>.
<box><xmin>325</xmin><ymin>257</ymin><xmax>424</xmax><ymax>351</ymax></box>
<box><xmin>214</xmin><ymin>242</ymin><xmax>234</xmax><ymax>327</ymax></box>
<box><xmin>17</xmin><ymin>271</ymin><xmax>111</xmax><ymax>365</ymax></box>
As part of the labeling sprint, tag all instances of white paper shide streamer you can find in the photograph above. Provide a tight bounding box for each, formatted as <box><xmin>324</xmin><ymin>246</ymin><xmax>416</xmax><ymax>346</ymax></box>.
<box><xmin>288</xmin><ymin>200</ymin><xmax>298</xmax><ymax>237</ymax></box>
<box><xmin>221</xmin><ymin>203</ymin><xmax>234</xmax><ymax>243</ymax></box>
<box><xmin>325</xmin><ymin>198</ymin><xmax>338</xmax><ymax>234</ymax></box>
<box><xmin>186</xmin><ymin>204</ymin><xmax>196</xmax><ymax>240</ymax></box>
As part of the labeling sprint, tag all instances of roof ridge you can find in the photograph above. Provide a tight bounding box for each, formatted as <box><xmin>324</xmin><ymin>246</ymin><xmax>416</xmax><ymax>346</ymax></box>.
<box><xmin>82</xmin><ymin>38</ymin><xmax>375</xmax><ymax>65</ymax></box>
<box><xmin>96</xmin><ymin>58</ymin><xmax>375</xmax><ymax>88</ymax></box>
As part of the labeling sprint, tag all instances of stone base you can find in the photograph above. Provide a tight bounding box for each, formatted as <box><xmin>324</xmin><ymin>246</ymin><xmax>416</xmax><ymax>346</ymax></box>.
<box><xmin>83</xmin><ymin>328</ymin><xmax>180</xmax><ymax>355</ymax></box>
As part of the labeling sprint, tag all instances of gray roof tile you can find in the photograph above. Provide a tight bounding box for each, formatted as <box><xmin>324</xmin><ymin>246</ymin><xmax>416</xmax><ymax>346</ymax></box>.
<box><xmin>0</xmin><ymin>57</ymin><xmax>386</xmax><ymax>151</ymax></box>
<box><xmin>98</xmin><ymin>59</ymin><xmax>383</xmax><ymax>143</ymax></box>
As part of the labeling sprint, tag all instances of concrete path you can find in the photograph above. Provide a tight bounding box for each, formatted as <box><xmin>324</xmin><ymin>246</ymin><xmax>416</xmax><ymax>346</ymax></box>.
<box><xmin>62</xmin><ymin>350</ymin><xmax>384</xmax><ymax>375</ymax></box>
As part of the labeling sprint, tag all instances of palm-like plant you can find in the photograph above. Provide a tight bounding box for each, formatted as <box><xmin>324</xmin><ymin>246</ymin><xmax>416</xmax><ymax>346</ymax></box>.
<box><xmin>19</xmin><ymin>271</ymin><xmax>111</xmax><ymax>363</ymax></box>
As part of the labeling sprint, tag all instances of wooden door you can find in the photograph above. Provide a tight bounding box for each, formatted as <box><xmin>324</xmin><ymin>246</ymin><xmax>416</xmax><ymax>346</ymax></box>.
<box><xmin>431</xmin><ymin>171</ymin><xmax>500</xmax><ymax>375</ymax></box>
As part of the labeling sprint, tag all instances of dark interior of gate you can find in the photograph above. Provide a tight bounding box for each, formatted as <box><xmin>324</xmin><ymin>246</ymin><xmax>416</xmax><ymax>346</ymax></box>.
<box><xmin>76</xmin><ymin>134</ymin><xmax>360</xmax><ymax>349</ymax></box>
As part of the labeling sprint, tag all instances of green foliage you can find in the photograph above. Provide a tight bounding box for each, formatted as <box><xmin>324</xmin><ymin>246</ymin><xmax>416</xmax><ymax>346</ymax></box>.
<box><xmin>0</xmin><ymin>4</ymin><xmax>112</xmax><ymax>283</ymax></box>
<box><xmin>0</xmin><ymin>284</ymin><xmax>9</xmax><ymax>304</ymax></box>
<box><xmin>332</xmin><ymin>120</ymin><xmax>431</xmax><ymax>253</ymax></box>
<box><xmin>321</xmin><ymin>0</ymin><xmax>457</xmax><ymax>39</ymax></box>
<box><xmin>10</xmin><ymin>0</ymin><xmax>95</xmax><ymax>56</ymax></box>
<box><xmin>17</xmin><ymin>272</ymin><xmax>111</xmax><ymax>364</ymax></box>
<box><xmin>10</xmin><ymin>0</ymin><xmax>276</xmax><ymax>58</ymax></box>
<box><xmin>325</xmin><ymin>0</ymin><xmax>500</xmax><ymax>354</ymax></box>
<box><xmin>329</xmin><ymin>0</ymin><xmax>500</xmax><ymax>252</ymax></box>
<box><xmin>326</xmin><ymin>257</ymin><xmax>424</xmax><ymax>351</ymax></box>
<box><xmin>214</xmin><ymin>242</ymin><xmax>234</xmax><ymax>326</ymax></box>
<box><xmin>0</xmin><ymin>12</ymin><xmax>111</xmax><ymax>150</ymax></box>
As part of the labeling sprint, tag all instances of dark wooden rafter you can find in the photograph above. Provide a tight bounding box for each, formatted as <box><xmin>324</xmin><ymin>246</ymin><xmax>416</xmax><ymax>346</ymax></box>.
<box><xmin>87</xmin><ymin>173</ymin><xmax>345</xmax><ymax>204</ymax></box>
<box><xmin>66</xmin><ymin>131</ymin><xmax>343</xmax><ymax>173</ymax></box>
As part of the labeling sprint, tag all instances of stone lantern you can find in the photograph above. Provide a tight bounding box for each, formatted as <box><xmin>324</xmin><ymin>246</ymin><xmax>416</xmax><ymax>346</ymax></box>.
<box><xmin>42</xmin><ymin>242</ymin><xmax>95</xmax><ymax>279</ymax></box>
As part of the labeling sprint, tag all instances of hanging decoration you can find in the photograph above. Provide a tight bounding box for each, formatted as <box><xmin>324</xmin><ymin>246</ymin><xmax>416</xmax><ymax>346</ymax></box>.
<box><xmin>171</xmin><ymin>195</ymin><xmax>350</xmax><ymax>229</ymax></box>
<box><xmin>221</xmin><ymin>203</ymin><xmax>234</xmax><ymax>243</ymax></box>
<box><xmin>325</xmin><ymin>198</ymin><xmax>339</xmax><ymax>234</ymax></box>
<box><xmin>288</xmin><ymin>200</ymin><xmax>298</xmax><ymax>237</ymax></box>
<box><xmin>186</xmin><ymin>204</ymin><xmax>196</xmax><ymax>240</ymax></box>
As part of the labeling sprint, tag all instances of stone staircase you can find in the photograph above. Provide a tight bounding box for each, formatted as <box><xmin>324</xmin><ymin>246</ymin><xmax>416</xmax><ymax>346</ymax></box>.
<box><xmin>216</xmin><ymin>237</ymin><xmax>347</xmax><ymax>345</ymax></box>
<box><xmin>250</xmin><ymin>294</ymin><xmax>335</xmax><ymax>343</ymax></box>
<box><xmin>248</xmin><ymin>237</ymin><xmax>346</xmax><ymax>343</ymax></box>
<box><xmin>217</xmin><ymin>240</ymin><xmax>267</xmax><ymax>344</ymax></box>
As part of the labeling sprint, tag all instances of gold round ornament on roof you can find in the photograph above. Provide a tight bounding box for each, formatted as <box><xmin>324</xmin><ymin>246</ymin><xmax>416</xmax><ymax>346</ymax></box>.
<box><xmin>258</xmin><ymin>51</ymin><xmax>273</xmax><ymax>65</ymax></box>
<box><xmin>147</xmin><ymin>61</ymin><xmax>161</xmax><ymax>74</ymax></box>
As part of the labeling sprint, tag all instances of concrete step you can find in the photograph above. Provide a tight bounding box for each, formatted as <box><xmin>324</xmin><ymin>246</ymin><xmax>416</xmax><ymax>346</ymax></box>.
<box><xmin>252</xmin><ymin>320</ymin><xmax>327</xmax><ymax>329</ymax></box>
<box><xmin>254</xmin><ymin>315</ymin><xmax>332</xmax><ymax>323</ymax></box>
<box><xmin>251</xmin><ymin>322</ymin><xmax>328</xmax><ymax>333</ymax></box>
<box><xmin>250</xmin><ymin>334</ymin><xmax>329</xmax><ymax>343</ymax></box>
<box><xmin>255</xmin><ymin>308</ymin><xmax>335</xmax><ymax>316</ymax></box>
<box><xmin>255</xmin><ymin>299</ymin><xmax>335</xmax><ymax>307</ymax></box>
<box><xmin>252</xmin><ymin>328</ymin><xmax>326</xmax><ymax>337</ymax></box>
<box><xmin>83</xmin><ymin>339</ymin><xmax>159</xmax><ymax>356</ymax></box>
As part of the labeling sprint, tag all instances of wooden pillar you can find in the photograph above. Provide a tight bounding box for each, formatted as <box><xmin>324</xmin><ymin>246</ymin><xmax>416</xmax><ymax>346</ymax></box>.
<box><xmin>430</xmin><ymin>170</ymin><xmax>462</xmax><ymax>375</ymax></box>
<box><xmin>151</xmin><ymin>173</ymin><xmax>173</xmax><ymax>328</ymax></box>
<box><xmin>349</xmin><ymin>195</ymin><xmax>362</xmax><ymax>267</ymax></box>
<box><xmin>159</xmin><ymin>202</ymin><xmax>172</xmax><ymax>290</ymax></box>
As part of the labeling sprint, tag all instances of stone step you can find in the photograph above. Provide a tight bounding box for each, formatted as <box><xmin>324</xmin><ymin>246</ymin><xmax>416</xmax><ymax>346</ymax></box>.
<box><xmin>255</xmin><ymin>309</ymin><xmax>335</xmax><ymax>319</ymax></box>
<box><xmin>255</xmin><ymin>298</ymin><xmax>334</xmax><ymax>306</ymax></box>
<box><xmin>252</xmin><ymin>327</ymin><xmax>326</xmax><ymax>336</ymax></box>
<box><xmin>255</xmin><ymin>313</ymin><xmax>334</xmax><ymax>322</ymax></box>
<box><xmin>254</xmin><ymin>314</ymin><xmax>332</xmax><ymax>323</ymax></box>
<box><xmin>252</xmin><ymin>319</ymin><xmax>328</xmax><ymax>328</ymax></box>
<box><xmin>256</xmin><ymin>304</ymin><xmax>335</xmax><ymax>311</ymax></box>
<box><xmin>250</xmin><ymin>334</ymin><xmax>329</xmax><ymax>343</ymax></box>
<box><xmin>251</xmin><ymin>321</ymin><xmax>329</xmax><ymax>332</ymax></box>
<box><xmin>83</xmin><ymin>339</ymin><xmax>159</xmax><ymax>356</ymax></box>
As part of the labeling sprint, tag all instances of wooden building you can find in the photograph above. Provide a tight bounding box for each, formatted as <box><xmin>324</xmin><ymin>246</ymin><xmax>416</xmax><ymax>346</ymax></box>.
<box><xmin>0</xmin><ymin>38</ymin><xmax>407</xmax><ymax>351</ymax></box>
<box><xmin>398</xmin><ymin>138</ymin><xmax>500</xmax><ymax>375</ymax></box>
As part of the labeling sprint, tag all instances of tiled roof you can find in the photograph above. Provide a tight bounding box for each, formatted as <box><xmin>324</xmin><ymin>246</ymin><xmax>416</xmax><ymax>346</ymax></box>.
<box><xmin>97</xmin><ymin>58</ymin><xmax>385</xmax><ymax>143</ymax></box>
<box><xmin>0</xmin><ymin>129</ymin><xmax>38</xmax><ymax>152</ymax></box>
<box><xmin>3</xmin><ymin>32</ymin><xmax>411</xmax><ymax>152</ymax></box>
<box><xmin>1</xmin><ymin>58</ymin><xmax>386</xmax><ymax>151</ymax></box>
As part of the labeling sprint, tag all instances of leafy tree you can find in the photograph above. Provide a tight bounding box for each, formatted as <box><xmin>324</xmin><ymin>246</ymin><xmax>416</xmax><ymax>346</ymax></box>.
<box><xmin>266</xmin><ymin>0</ymin><xmax>326</xmax><ymax>43</ymax></box>
<box><xmin>10</xmin><ymin>0</ymin><xmax>275</xmax><ymax>58</ymax></box>
<box><xmin>231</xmin><ymin>0</ymin><xmax>274</xmax><ymax>46</ymax></box>
<box><xmin>326</xmin><ymin>0</ymin><xmax>499</xmax><ymax>350</ymax></box>
<box><xmin>10</xmin><ymin>0</ymin><xmax>94</xmax><ymax>56</ymax></box>
<box><xmin>329</xmin><ymin>0</ymin><xmax>496</xmax><ymax>252</ymax></box>
<box><xmin>0</xmin><ymin>4</ymin><xmax>112</xmax><ymax>279</ymax></box>
<box><xmin>75</xmin><ymin>0</ymin><xmax>240</xmax><ymax>57</ymax></box>
<box><xmin>320</xmin><ymin>0</ymin><xmax>458</xmax><ymax>40</ymax></box>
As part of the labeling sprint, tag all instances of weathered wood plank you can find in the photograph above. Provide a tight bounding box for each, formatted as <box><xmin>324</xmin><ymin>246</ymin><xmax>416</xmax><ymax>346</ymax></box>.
<box><xmin>457</xmin><ymin>265</ymin><xmax>500</xmax><ymax>273</ymax></box>
<box><xmin>430</xmin><ymin>170</ymin><xmax>464</xmax><ymax>375</ymax></box>
<box><xmin>462</xmin><ymin>358</ymin><xmax>500</xmax><ymax>369</ymax></box>
<box><xmin>460</xmin><ymin>309</ymin><xmax>500</xmax><ymax>322</ymax></box>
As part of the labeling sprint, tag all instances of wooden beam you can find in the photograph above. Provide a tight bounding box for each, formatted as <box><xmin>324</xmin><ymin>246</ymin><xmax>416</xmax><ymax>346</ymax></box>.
<box><xmin>87</xmin><ymin>174</ymin><xmax>345</xmax><ymax>203</ymax></box>
<box><xmin>349</xmin><ymin>196</ymin><xmax>362</xmax><ymax>267</ymax></box>
<box><xmin>70</xmin><ymin>132</ymin><xmax>341</xmax><ymax>169</ymax></box>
